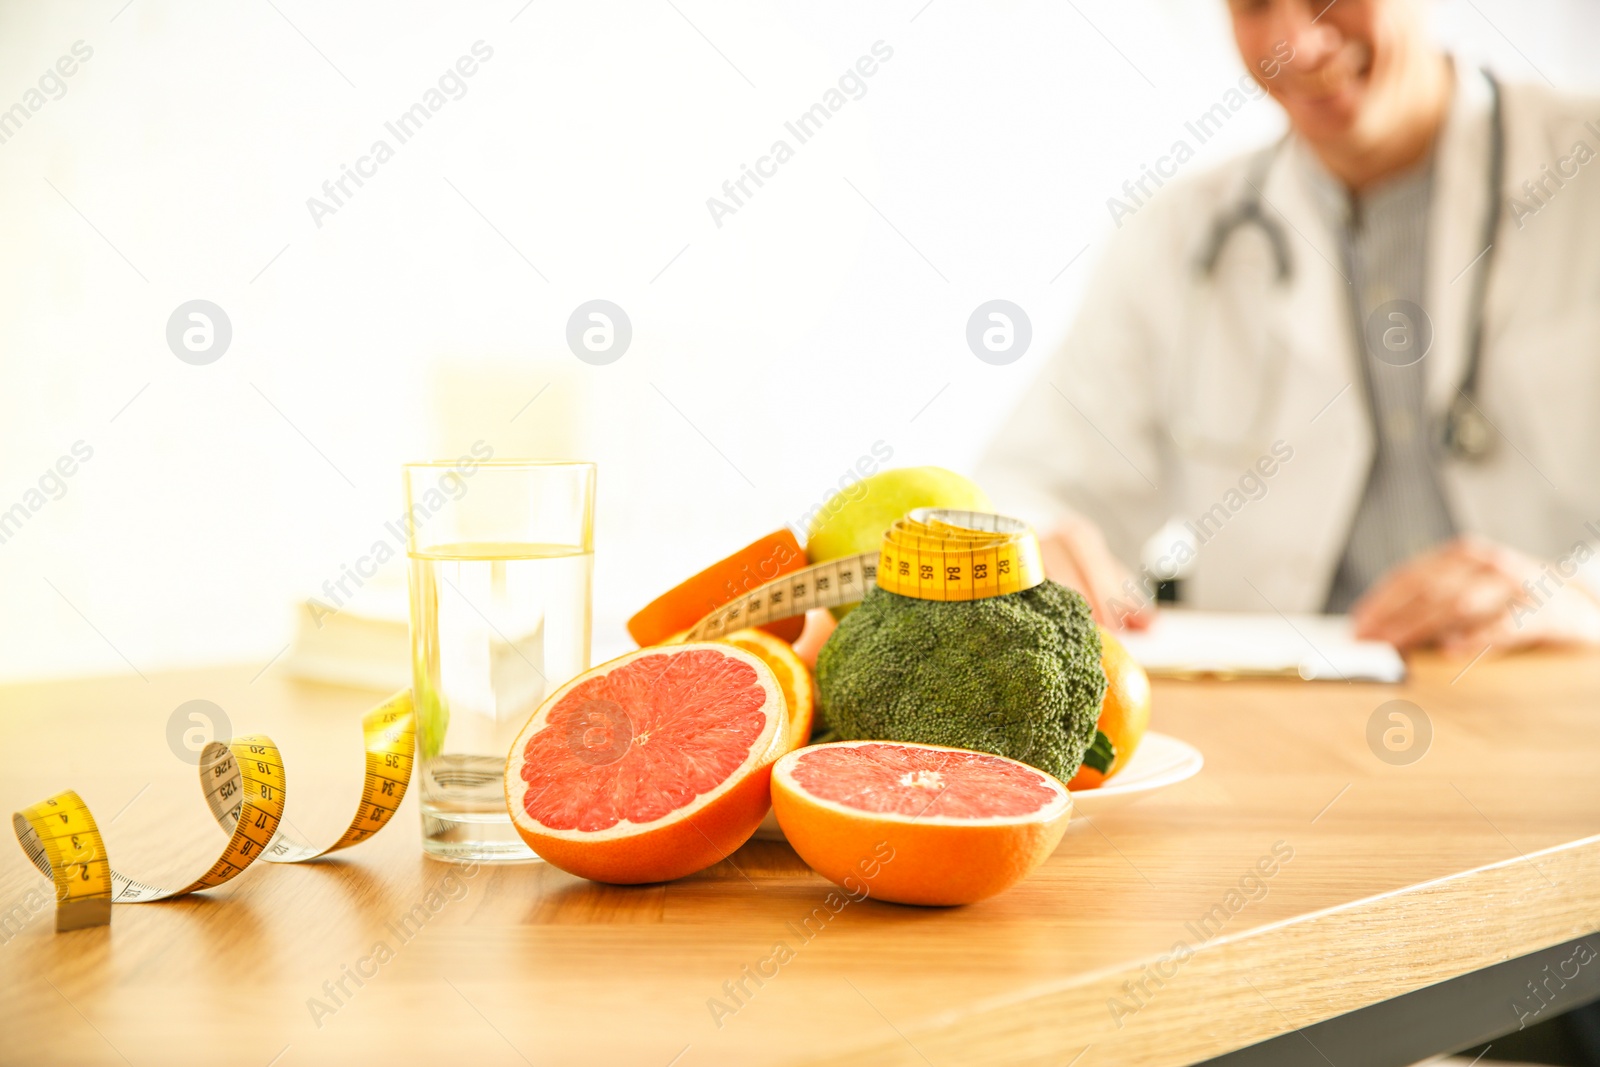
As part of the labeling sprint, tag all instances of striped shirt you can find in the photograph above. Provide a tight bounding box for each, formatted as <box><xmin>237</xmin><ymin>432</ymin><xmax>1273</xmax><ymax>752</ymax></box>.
<box><xmin>1315</xmin><ymin>153</ymin><xmax>1459</xmax><ymax>613</ymax></box>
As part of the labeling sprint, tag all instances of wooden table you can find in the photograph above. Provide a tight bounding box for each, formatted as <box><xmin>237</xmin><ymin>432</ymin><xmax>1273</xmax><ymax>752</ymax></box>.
<box><xmin>2</xmin><ymin>652</ymin><xmax>1599</xmax><ymax>1066</ymax></box>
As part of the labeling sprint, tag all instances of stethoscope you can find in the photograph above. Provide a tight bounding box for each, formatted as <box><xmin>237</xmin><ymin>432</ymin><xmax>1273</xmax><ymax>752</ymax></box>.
<box><xmin>1191</xmin><ymin>70</ymin><xmax>1504</xmax><ymax>463</ymax></box>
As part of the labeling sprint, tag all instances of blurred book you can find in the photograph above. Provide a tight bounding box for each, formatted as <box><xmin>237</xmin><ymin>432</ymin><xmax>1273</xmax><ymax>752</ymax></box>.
<box><xmin>282</xmin><ymin>357</ymin><xmax>584</xmax><ymax>695</ymax></box>
<box><xmin>281</xmin><ymin>588</ymin><xmax>549</xmax><ymax>711</ymax></box>
<box><xmin>1116</xmin><ymin>610</ymin><xmax>1405</xmax><ymax>682</ymax></box>
<box><xmin>281</xmin><ymin>585</ymin><xmax>410</xmax><ymax>692</ymax></box>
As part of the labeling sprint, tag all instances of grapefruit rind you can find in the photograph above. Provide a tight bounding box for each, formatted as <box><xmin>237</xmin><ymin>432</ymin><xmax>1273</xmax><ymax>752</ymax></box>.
<box><xmin>504</xmin><ymin>643</ymin><xmax>787</xmax><ymax>883</ymax></box>
<box><xmin>772</xmin><ymin>740</ymin><xmax>1073</xmax><ymax>907</ymax></box>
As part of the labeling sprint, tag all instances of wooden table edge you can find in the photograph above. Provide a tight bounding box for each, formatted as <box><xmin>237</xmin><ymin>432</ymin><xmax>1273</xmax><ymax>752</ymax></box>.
<box><xmin>810</xmin><ymin>832</ymin><xmax>1600</xmax><ymax>1067</ymax></box>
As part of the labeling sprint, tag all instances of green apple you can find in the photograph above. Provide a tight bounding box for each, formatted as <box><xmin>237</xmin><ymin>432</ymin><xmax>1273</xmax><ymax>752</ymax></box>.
<box><xmin>806</xmin><ymin>466</ymin><xmax>991</xmax><ymax>615</ymax></box>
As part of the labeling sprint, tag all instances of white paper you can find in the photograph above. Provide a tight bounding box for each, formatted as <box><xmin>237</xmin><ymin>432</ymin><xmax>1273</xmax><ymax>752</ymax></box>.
<box><xmin>1115</xmin><ymin>610</ymin><xmax>1405</xmax><ymax>683</ymax></box>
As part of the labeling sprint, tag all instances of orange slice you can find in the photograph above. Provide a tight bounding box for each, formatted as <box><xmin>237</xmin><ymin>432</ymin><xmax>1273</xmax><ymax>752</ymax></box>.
<box><xmin>627</xmin><ymin>529</ymin><xmax>807</xmax><ymax>647</ymax></box>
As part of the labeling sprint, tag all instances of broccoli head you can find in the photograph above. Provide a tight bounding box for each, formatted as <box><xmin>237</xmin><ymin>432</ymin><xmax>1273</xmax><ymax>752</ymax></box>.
<box><xmin>816</xmin><ymin>580</ymin><xmax>1106</xmax><ymax>783</ymax></box>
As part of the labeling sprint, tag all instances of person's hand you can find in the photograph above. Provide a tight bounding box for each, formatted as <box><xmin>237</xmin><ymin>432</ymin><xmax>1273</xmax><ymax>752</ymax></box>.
<box><xmin>1038</xmin><ymin>515</ymin><xmax>1154</xmax><ymax>631</ymax></box>
<box><xmin>1350</xmin><ymin>536</ymin><xmax>1600</xmax><ymax>654</ymax></box>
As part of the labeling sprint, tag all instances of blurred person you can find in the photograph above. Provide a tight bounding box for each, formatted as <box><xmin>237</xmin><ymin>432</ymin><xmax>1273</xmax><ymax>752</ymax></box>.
<box><xmin>980</xmin><ymin>0</ymin><xmax>1600</xmax><ymax>655</ymax></box>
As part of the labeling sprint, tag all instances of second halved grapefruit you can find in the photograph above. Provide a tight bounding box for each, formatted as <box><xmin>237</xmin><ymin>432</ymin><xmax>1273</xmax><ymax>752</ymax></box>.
<box><xmin>505</xmin><ymin>644</ymin><xmax>787</xmax><ymax>884</ymax></box>
<box><xmin>772</xmin><ymin>741</ymin><xmax>1072</xmax><ymax>906</ymax></box>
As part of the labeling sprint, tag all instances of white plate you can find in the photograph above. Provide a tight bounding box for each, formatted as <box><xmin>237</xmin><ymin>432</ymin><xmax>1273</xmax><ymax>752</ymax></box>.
<box><xmin>1064</xmin><ymin>731</ymin><xmax>1203</xmax><ymax>816</ymax></box>
<box><xmin>751</xmin><ymin>731</ymin><xmax>1203</xmax><ymax>840</ymax></box>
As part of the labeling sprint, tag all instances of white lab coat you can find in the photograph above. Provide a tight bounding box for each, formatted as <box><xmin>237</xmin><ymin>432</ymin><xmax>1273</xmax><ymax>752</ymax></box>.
<box><xmin>979</xmin><ymin>68</ymin><xmax>1600</xmax><ymax>613</ymax></box>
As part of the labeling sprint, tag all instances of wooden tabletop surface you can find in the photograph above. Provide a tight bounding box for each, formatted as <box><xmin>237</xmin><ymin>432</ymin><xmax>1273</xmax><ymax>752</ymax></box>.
<box><xmin>2</xmin><ymin>651</ymin><xmax>1599</xmax><ymax>1067</ymax></box>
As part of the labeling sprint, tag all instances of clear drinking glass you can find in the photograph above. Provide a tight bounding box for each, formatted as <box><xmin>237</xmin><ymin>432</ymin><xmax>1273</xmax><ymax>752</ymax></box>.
<box><xmin>404</xmin><ymin>460</ymin><xmax>595</xmax><ymax>862</ymax></box>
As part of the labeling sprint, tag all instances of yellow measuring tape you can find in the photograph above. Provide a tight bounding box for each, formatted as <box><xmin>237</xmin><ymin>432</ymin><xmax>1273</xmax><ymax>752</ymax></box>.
<box><xmin>685</xmin><ymin>509</ymin><xmax>1044</xmax><ymax>639</ymax></box>
<box><xmin>11</xmin><ymin>690</ymin><xmax>414</xmax><ymax>932</ymax></box>
<box><xmin>875</xmin><ymin>509</ymin><xmax>1045</xmax><ymax>601</ymax></box>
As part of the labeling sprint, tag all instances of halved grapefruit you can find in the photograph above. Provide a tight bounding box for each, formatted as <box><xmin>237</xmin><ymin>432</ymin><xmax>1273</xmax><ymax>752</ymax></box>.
<box><xmin>505</xmin><ymin>643</ymin><xmax>788</xmax><ymax>884</ymax></box>
<box><xmin>719</xmin><ymin>628</ymin><xmax>815</xmax><ymax>752</ymax></box>
<box><xmin>772</xmin><ymin>741</ymin><xmax>1072</xmax><ymax>906</ymax></box>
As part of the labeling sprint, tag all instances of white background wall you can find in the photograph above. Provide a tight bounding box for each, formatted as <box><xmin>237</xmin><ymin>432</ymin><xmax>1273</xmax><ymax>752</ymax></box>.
<box><xmin>1</xmin><ymin>0</ymin><xmax>1596</xmax><ymax>682</ymax></box>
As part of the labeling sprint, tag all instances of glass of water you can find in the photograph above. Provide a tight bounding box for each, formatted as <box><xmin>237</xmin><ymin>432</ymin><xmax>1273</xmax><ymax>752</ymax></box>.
<box><xmin>403</xmin><ymin>460</ymin><xmax>595</xmax><ymax>862</ymax></box>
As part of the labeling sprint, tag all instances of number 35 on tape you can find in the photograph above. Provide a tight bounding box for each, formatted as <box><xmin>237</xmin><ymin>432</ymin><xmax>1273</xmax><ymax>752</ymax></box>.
<box><xmin>10</xmin><ymin>690</ymin><xmax>414</xmax><ymax>932</ymax></box>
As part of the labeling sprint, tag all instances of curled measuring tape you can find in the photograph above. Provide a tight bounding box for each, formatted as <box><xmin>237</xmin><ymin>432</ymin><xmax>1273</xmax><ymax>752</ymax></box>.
<box><xmin>684</xmin><ymin>509</ymin><xmax>1044</xmax><ymax>640</ymax></box>
<box><xmin>11</xmin><ymin>689</ymin><xmax>414</xmax><ymax>932</ymax></box>
<box><xmin>876</xmin><ymin>509</ymin><xmax>1045</xmax><ymax>601</ymax></box>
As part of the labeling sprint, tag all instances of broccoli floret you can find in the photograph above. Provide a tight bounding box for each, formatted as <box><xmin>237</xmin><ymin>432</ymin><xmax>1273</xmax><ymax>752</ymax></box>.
<box><xmin>816</xmin><ymin>580</ymin><xmax>1106</xmax><ymax>782</ymax></box>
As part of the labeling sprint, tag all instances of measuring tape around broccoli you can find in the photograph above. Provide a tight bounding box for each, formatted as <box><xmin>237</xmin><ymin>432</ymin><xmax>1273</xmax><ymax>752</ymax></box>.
<box><xmin>11</xmin><ymin>690</ymin><xmax>414</xmax><ymax>933</ymax></box>
<box><xmin>682</xmin><ymin>508</ymin><xmax>1110</xmax><ymax>788</ymax></box>
<box><xmin>876</xmin><ymin>509</ymin><xmax>1045</xmax><ymax>600</ymax></box>
<box><xmin>684</xmin><ymin>509</ymin><xmax>1045</xmax><ymax>639</ymax></box>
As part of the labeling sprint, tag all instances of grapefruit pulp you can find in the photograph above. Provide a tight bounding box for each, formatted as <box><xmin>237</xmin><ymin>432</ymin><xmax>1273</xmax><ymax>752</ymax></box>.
<box><xmin>772</xmin><ymin>741</ymin><xmax>1072</xmax><ymax>906</ymax></box>
<box><xmin>719</xmin><ymin>628</ymin><xmax>815</xmax><ymax>751</ymax></box>
<box><xmin>505</xmin><ymin>643</ymin><xmax>788</xmax><ymax>884</ymax></box>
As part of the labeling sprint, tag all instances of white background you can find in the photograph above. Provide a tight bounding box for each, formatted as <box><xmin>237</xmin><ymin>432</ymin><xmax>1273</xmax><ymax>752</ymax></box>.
<box><xmin>1</xmin><ymin>0</ymin><xmax>1596</xmax><ymax>682</ymax></box>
